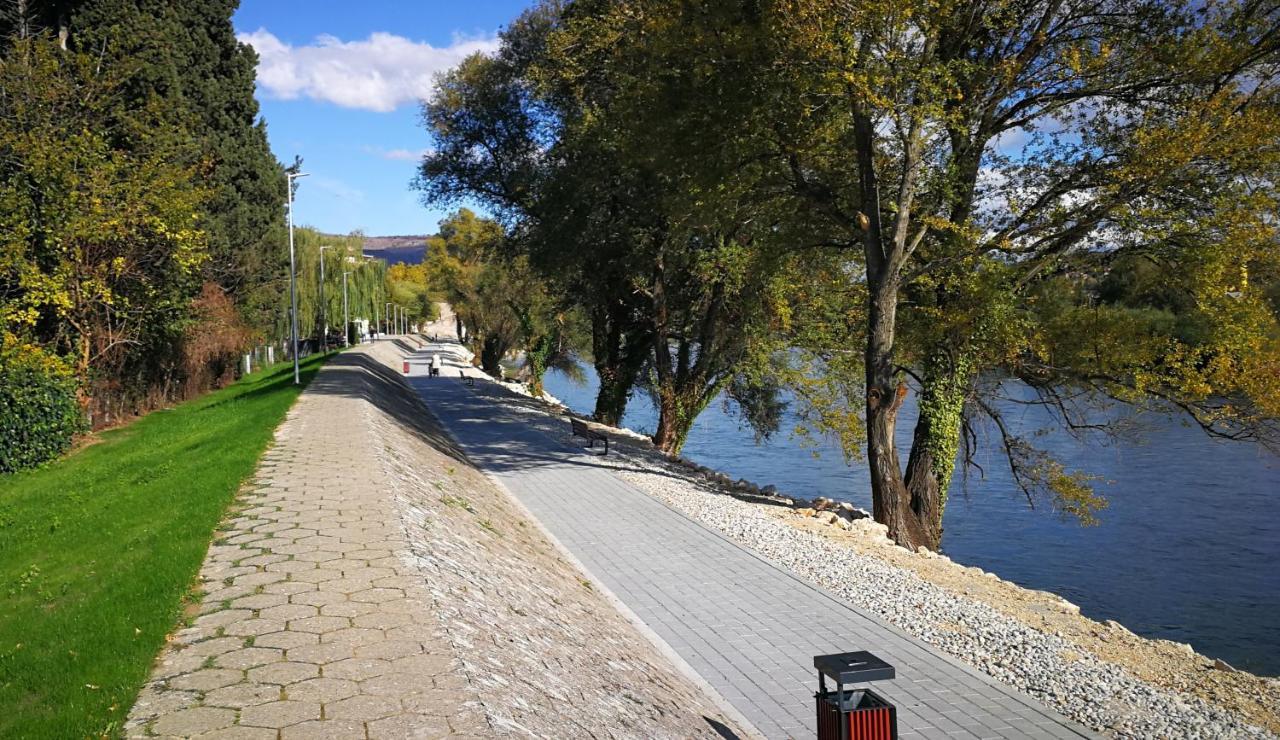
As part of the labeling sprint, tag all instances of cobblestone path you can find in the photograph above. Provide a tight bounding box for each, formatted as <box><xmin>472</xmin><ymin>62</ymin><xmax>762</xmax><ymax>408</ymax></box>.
<box><xmin>126</xmin><ymin>345</ymin><xmax>741</xmax><ymax>739</ymax></box>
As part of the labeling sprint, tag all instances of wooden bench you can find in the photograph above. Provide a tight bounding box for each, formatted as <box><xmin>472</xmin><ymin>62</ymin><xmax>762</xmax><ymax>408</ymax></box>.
<box><xmin>570</xmin><ymin>418</ymin><xmax>609</xmax><ymax>455</ymax></box>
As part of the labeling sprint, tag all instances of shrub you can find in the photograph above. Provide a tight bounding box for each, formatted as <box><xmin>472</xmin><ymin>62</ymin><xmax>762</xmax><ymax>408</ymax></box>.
<box><xmin>0</xmin><ymin>336</ymin><xmax>86</xmax><ymax>473</ymax></box>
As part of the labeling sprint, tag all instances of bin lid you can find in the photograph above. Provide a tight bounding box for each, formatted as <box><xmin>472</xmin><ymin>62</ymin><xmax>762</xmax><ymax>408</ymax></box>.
<box><xmin>813</xmin><ymin>651</ymin><xmax>895</xmax><ymax>683</ymax></box>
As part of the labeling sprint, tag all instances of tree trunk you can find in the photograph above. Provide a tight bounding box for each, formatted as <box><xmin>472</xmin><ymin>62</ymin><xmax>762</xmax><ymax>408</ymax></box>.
<box><xmin>479</xmin><ymin>335</ymin><xmax>504</xmax><ymax>377</ymax></box>
<box><xmin>864</xmin><ymin>281</ymin><xmax>933</xmax><ymax>550</ymax></box>
<box><xmin>901</xmin><ymin>353</ymin><xmax>971</xmax><ymax>548</ymax></box>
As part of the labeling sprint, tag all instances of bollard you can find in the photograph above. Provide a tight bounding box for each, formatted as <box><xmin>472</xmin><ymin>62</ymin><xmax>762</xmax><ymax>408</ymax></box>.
<box><xmin>267</xmin><ymin>345</ymin><xmax>275</xmax><ymax>364</ymax></box>
<box><xmin>243</xmin><ymin>353</ymin><xmax>252</xmax><ymax>376</ymax></box>
<box><xmin>814</xmin><ymin>651</ymin><xmax>897</xmax><ymax>740</ymax></box>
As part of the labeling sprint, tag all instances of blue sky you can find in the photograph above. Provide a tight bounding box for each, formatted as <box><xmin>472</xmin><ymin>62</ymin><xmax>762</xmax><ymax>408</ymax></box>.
<box><xmin>232</xmin><ymin>1</ymin><xmax>533</xmax><ymax>236</ymax></box>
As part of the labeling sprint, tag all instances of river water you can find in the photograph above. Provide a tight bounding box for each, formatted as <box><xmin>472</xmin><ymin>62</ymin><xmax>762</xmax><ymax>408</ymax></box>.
<box><xmin>541</xmin><ymin>363</ymin><xmax>1280</xmax><ymax>676</ymax></box>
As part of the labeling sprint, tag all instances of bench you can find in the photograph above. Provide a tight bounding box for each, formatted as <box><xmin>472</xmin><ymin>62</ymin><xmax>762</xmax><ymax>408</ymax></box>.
<box><xmin>459</xmin><ymin>369</ymin><xmax>474</xmax><ymax>388</ymax></box>
<box><xmin>570</xmin><ymin>417</ymin><xmax>609</xmax><ymax>455</ymax></box>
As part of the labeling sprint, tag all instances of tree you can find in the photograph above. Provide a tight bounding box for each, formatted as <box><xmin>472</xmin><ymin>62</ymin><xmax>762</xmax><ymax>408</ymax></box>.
<box><xmin>0</xmin><ymin>38</ymin><xmax>207</xmax><ymax>422</ymax></box>
<box><xmin>512</xmin><ymin>0</ymin><xmax>1280</xmax><ymax>549</ymax></box>
<box><xmin>5</xmin><ymin>0</ymin><xmax>287</xmax><ymax>333</ymax></box>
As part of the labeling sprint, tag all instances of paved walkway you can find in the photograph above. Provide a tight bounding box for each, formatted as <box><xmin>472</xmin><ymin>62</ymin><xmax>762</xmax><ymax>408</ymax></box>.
<box><xmin>402</xmin><ymin>337</ymin><xmax>1096</xmax><ymax>740</ymax></box>
<box><xmin>127</xmin><ymin>348</ymin><xmax>485</xmax><ymax>739</ymax></box>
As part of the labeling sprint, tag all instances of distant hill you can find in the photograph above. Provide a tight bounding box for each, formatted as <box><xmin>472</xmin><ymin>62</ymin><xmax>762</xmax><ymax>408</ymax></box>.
<box><xmin>362</xmin><ymin>235</ymin><xmax>427</xmax><ymax>265</ymax></box>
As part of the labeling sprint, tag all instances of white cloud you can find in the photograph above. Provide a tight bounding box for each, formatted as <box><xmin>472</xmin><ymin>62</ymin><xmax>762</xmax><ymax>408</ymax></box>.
<box><xmin>362</xmin><ymin>146</ymin><xmax>433</xmax><ymax>162</ymax></box>
<box><xmin>238</xmin><ymin>28</ymin><xmax>499</xmax><ymax>112</ymax></box>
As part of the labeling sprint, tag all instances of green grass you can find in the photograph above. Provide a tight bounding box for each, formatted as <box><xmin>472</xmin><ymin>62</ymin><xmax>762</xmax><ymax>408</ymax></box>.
<box><xmin>0</xmin><ymin>354</ymin><xmax>329</xmax><ymax>738</ymax></box>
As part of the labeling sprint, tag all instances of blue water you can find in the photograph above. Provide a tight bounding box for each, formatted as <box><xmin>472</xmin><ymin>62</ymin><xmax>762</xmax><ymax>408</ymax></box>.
<box><xmin>543</xmin><ymin>364</ymin><xmax>1280</xmax><ymax>676</ymax></box>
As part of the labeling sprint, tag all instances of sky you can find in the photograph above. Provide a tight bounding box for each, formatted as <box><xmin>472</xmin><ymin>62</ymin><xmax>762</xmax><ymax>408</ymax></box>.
<box><xmin>231</xmin><ymin>1</ymin><xmax>534</xmax><ymax>237</ymax></box>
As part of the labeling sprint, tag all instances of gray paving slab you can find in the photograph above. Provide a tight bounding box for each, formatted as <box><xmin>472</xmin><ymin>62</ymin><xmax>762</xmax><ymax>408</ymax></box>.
<box><xmin>401</xmin><ymin>340</ymin><xmax>1098</xmax><ymax>740</ymax></box>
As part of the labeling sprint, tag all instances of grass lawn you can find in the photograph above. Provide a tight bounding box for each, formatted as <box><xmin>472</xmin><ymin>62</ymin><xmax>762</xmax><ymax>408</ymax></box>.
<box><xmin>0</xmin><ymin>354</ymin><xmax>328</xmax><ymax>738</ymax></box>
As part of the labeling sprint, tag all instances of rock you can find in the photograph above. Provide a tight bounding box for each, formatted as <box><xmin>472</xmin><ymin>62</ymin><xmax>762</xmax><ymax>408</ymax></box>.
<box><xmin>795</xmin><ymin>508</ymin><xmax>817</xmax><ymax>518</ymax></box>
<box><xmin>1212</xmin><ymin>658</ymin><xmax>1238</xmax><ymax>673</ymax></box>
<box><xmin>761</xmin><ymin>484</ymin><xmax>778</xmax><ymax>495</ymax></box>
<box><xmin>823</xmin><ymin>512</ymin><xmax>840</xmax><ymax>525</ymax></box>
<box><xmin>812</xmin><ymin>497</ymin><xmax>836</xmax><ymax>511</ymax></box>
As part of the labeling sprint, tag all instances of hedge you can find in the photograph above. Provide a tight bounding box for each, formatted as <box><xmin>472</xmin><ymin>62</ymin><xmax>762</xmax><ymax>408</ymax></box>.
<box><xmin>0</xmin><ymin>337</ymin><xmax>86</xmax><ymax>473</ymax></box>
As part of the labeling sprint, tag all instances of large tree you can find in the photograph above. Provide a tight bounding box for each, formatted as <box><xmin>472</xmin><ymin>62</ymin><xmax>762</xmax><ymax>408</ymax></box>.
<box><xmin>512</xmin><ymin>0</ymin><xmax>1280</xmax><ymax>548</ymax></box>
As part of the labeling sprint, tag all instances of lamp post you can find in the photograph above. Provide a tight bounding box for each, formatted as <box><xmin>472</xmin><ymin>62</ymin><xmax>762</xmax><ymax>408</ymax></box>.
<box><xmin>385</xmin><ymin>302</ymin><xmax>392</xmax><ymax>335</ymax></box>
<box><xmin>341</xmin><ymin>271</ymin><xmax>351</xmax><ymax>347</ymax></box>
<box><xmin>319</xmin><ymin>245</ymin><xmax>332</xmax><ymax>351</ymax></box>
<box><xmin>286</xmin><ymin>169</ymin><xmax>309</xmax><ymax>385</ymax></box>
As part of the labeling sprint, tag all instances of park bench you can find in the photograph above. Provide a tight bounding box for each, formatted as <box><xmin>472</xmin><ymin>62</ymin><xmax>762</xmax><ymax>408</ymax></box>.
<box><xmin>459</xmin><ymin>369</ymin><xmax>475</xmax><ymax>388</ymax></box>
<box><xmin>570</xmin><ymin>417</ymin><xmax>609</xmax><ymax>455</ymax></box>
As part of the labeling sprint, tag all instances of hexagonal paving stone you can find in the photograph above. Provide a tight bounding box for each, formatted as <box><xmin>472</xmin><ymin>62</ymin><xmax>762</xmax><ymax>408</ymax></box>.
<box><xmin>232</xmin><ymin>571</ymin><xmax>286</xmax><ymax>588</ymax></box>
<box><xmin>191</xmin><ymin>725</ymin><xmax>277</xmax><ymax>740</ymax></box>
<box><xmin>203</xmin><ymin>682</ymin><xmax>281</xmax><ymax>708</ymax></box>
<box><xmin>294</xmin><ymin>550</ymin><xmax>342</xmax><ymax>563</ymax></box>
<box><xmin>265</xmin><ymin>560</ymin><xmax>318</xmax><ymax>573</ymax></box>
<box><xmin>319</xmin><ymin>627</ymin><xmax>383</xmax><ymax>647</ymax></box>
<box><xmin>192</xmin><ymin>609</ymin><xmax>254</xmax><ymax>630</ymax></box>
<box><xmin>167</xmin><ymin>668</ymin><xmax>242</xmax><ymax>692</ymax></box>
<box><xmin>215</xmin><ymin>647</ymin><xmax>283</xmax><ymax>670</ymax></box>
<box><xmin>239</xmin><ymin>699</ymin><xmax>321</xmax><ymax>729</ymax></box>
<box><xmin>279</xmin><ymin>719</ymin><xmax>367</xmax><ymax>739</ymax></box>
<box><xmin>322</xmin><ymin>656</ymin><xmax>391</xmax><ymax>681</ymax></box>
<box><xmin>390</xmin><ymin>653</ymin><xmax>454</xmax><ymax>677</ymax></box>
<box><xmin>289</xmin><ymin>615</ymin><xmax>350</xmax><ymax>634</ymax></box>
<box><xmin>229</xmin><ymin>593</ymin><xmax>289</xmax><ymax>610</ymax></box>
<box><xmin>359</xmin><ymin>671</ymin><xmax>430</xmax><ymax>697</ymax></box>
<box><xmin>262</xmin><ymin>581</ymin><xmax>317</xmax><ymax>596</ymax></box>
<box><xmin>259</xmin><ymin>603</ymin><xmax>318</xmax><ymax>622</ymax></box>
<box><xmin>286</xmin><ymin>641</ymin><xmax>357</xmax><ymax>665</ymax></box>
<box><xmin>255</xmin><ymin>630</ymin><xmax>319</xmax><ymax>650</ymax></box>
<box><xmin>247</xmin><ymin>660</ymin><xmax>319</xmax><ymax>685</ymax></box>
<box><xmin>352</xmin><ymin>585</ymin><xmax>405</xmax><ymax>602</ymax></box>
<box><xmin>319</xmin><ymin>601</ymin><xmax>378</xmax><ymax>618</ymax></box>
<box><xmin>324</xmin><ymin>694</ymin><xmax>401</xmax><ymax>722</ymax></box>
<box><xmin>224</xmin><ymin>618</ymin><xmax>286</xmax><ymax>637</ymax></box>
<box><xmin>150</xmin><ymin>706</ymin><xmax>236</xmax><ymax>736</ymax></box>
<box><xmin>284</xmin><ymin>676</ymin><xmax>358</xmax><ymax>703</ymax></box>
<box><xmin>368</xmin><ymin>713</ymin><xmax>452</xmax><ymax>740</ymax></box>
<box><xmin>353</xmin><ymin>611</ymin><xmax>413</xmax><ymax>630</ymax></box>
<box><xmin>354</xmin><ymin>640</ymin><xmax>423</xmax><ymax>661</ymax></box>
<box><xmin>182</xmin><ymin>637</ymin><xmax>244</xmax><ymax>658</ymax></box>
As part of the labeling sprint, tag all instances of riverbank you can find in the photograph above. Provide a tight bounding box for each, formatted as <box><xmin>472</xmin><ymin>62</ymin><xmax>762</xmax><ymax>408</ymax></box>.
<box><xmin>481</xmin><ymin>373</ymin><xmax>1278</xmax><ymax>738</ymax></box>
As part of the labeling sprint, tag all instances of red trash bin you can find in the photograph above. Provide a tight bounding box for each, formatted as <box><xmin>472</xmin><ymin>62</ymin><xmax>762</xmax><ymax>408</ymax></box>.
<box><xmin>814</xmin><ymin>651</ymin><xmax>898</xmax><ymax>740</ymax></box>
<box><xmin>403</xmin><ymin>361</ymin><xmax>410</xmax><ymax>374</ymax></box>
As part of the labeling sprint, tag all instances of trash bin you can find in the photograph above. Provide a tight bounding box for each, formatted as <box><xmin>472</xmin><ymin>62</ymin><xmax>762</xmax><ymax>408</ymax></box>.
<box><xmin>403</xmin><ymin>360</ymin><xmax>410</xmax><ymax>374</ymax></box>
<box><xmin>814</xmin><ymin>651</ymin><xmax>898</xmax><ymax>740</ymax></box>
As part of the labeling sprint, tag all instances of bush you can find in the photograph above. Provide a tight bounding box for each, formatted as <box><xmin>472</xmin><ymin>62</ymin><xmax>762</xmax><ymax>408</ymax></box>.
<box><xmin>0</xmin><ymin>337</ymin><xmax>86</xmax><ymax>473</ymax></box>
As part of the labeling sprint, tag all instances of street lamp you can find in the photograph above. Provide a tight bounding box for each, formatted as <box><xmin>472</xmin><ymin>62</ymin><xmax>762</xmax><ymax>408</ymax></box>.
<box><xmin>385</xmin><ymin>302</ymin><xmax>392</xmax><ymax>335</ymax></box>
<box><xmin>341</xmin><ymin>271</ymin><xmax>351</xmax><ymax>348</ymax></box>
<box><xmin>286</xmin><ymin>169</ymin><xmax>309</xmax><ymax>385</ymax></box>
<box><xmin>319</xmin><ymin>245</ymin><xmax>332</xmax><ymax>352</ymax></box>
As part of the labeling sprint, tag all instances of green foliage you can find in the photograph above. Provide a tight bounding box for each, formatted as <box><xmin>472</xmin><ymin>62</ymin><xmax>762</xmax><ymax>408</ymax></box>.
<box><xmin>288</xmin><ymin>228</ymin><xmax>389</xmax><ymax>340</ymax></box>
<box><xmin>0</xmin><ymin>353</ymin><xmax>327</xmax><ymax>738</ymax></box>
<box><xmin>0</xmin><ymin>337</ymin><xmax>85</xmax><ymax>473</ymax></box>
<box><xmin>0</xmin><ymin>38</ymin><xmax>207</xmax><ymax>421</ymax></box>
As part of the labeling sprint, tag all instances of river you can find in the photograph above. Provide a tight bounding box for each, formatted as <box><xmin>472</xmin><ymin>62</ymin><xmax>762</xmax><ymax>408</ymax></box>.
<box><xmin>541</xmin><ymin>363</ymin><xmax>1280</xmax><ymax>676</ymax></box>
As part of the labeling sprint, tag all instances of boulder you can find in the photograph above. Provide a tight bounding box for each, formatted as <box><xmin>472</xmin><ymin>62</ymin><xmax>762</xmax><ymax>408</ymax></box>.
<box><xmin>795</xmin><ymin>508</ymin><xmax>817</xmax><ymax>518</ymax></box>
<box><xmin>761</xmin><ymin>484</ymin><xmax>778</xmax><ymax>495</ymax></box>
